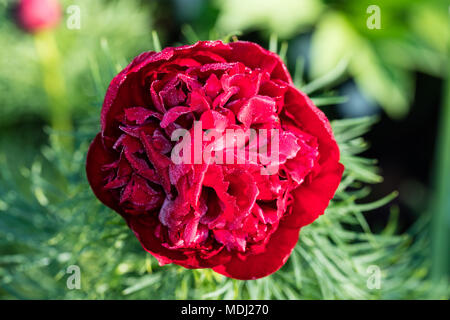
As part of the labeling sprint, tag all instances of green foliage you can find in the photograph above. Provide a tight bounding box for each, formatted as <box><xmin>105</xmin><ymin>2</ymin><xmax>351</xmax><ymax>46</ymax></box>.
<box><xmin>430</xmin><ymin>52</ymin><xmax>450</xmax><ymax>286</ymax></box>
<box><xmin>0</xmin><ymin>0</ymin><xmax>155</xmax><ymax>127</ymax></box>
<box><xmin>215</xmin><ymin>0</ymin><xmax>323</xmax><ymax>38</ymax></box>
<box><xmin>214</xmin><ymin>0</ymin><xmax>448</xmax><ymax>118</ymax></box>
<box><xmin>0</xmin><ymin>42</ymin><xmax>446</xmax><ymax>300</ymax></box>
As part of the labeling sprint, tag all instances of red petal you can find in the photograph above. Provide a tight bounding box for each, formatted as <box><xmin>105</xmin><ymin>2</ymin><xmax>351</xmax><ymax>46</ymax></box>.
<box><xmin>204</xmin><ymin>74</ymin><xmax>222</xmax><ymax>98</ymax></box>
<box><xmin>237</xmin><ymin>96</ymin><xmax>277</xmax><ymax>127</ymax></box>
<box><xmin>86</xmin><ymin>133</ymin><xmax>124</xmax><ymax>214</ymax></box>
<box><xmin>281</xmin><ymin>86</ymin><xmax>344</xmax><ymax>227</ymax></box>
<box><xmin>227</xmin><ymin>41</ymin><xmax>293</xmax><ymax>84</ymax></box>
<box><xmin>128</xmin><ymin>213</ymin><xmax>232</xmax><ymax>268</ymax></box>
<box><xmin>287</xmin><ymin>159</ymin><xmax>344</xmax><ymax>228</ymax></box>
<box><xmin>124</xmin><ymin>107</ymin><xmax>162</xmax><ymax>124</ymax></box>
<box><xmin>282</xmin><ymin>86</ymin><xmax>340</xmax><ymax>161</ymax></box>
<box><xmin>212</xmin><ymin>222</ymin><xmax>301</xmax><ymax>280</ymax></box>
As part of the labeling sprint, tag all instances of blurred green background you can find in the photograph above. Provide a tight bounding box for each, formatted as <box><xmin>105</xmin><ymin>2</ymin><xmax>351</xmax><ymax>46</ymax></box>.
<box><xmin>0</xmin><ymin>0</ymin><xmax>448</xmax><ymax>299</ymax></box>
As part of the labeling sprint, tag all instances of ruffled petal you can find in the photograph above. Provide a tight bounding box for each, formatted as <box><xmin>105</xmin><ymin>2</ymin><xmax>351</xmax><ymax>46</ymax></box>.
<box><xmin>212</xmin><ymin>222</ymin><xmax>301</xmax><ymax>280</ymax></box>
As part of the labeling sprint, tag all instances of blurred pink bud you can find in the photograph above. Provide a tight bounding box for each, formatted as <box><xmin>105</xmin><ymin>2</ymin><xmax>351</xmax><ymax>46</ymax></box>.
<box><xmin>16</xmin><ymin>0</ymin><xmax>62</xmax><ymax>33</ymax></box>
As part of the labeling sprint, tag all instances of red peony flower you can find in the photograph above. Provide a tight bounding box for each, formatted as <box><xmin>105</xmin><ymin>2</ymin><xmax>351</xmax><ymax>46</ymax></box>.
<box><xmin>16</xmin><ymin>0</ymin><xmax>62</xmax><ymax>33</ymax></box>
<box><xmin>86</xmin><ymin>40</ymin><xmax>344</xmax><ymax>280</ymax></box>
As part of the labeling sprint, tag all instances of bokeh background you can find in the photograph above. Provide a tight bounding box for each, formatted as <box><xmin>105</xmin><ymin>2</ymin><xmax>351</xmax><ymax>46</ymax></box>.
<box><xmin>0</xmin><ymin>0</ymin><xmax>448</xmax><ymax>299</ymax></box>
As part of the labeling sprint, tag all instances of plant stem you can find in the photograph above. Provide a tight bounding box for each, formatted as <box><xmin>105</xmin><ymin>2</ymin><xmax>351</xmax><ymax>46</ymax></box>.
<box><xmin>33</xmin><ymin>30</ymin><xmax>73</xmax><ymax>153</ymax></box>
<box><xmin>430</xmin><ymin>39</ymin><xmax>449</xmax><ymax>292</ymax></box>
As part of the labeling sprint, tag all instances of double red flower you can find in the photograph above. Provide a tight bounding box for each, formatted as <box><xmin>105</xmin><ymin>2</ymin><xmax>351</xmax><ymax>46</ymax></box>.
<box><xmin>86</xmin><ymin>40</ymin><xmax>344</xmax><ymax>280</ymax></box>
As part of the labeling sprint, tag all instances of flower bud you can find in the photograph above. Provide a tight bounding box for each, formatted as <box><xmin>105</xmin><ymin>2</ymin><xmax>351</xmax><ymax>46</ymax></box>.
<box><xmin>16</xmin><ymin>0</ymin><xmax>62</xmax><ymax>33</ymax></box>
